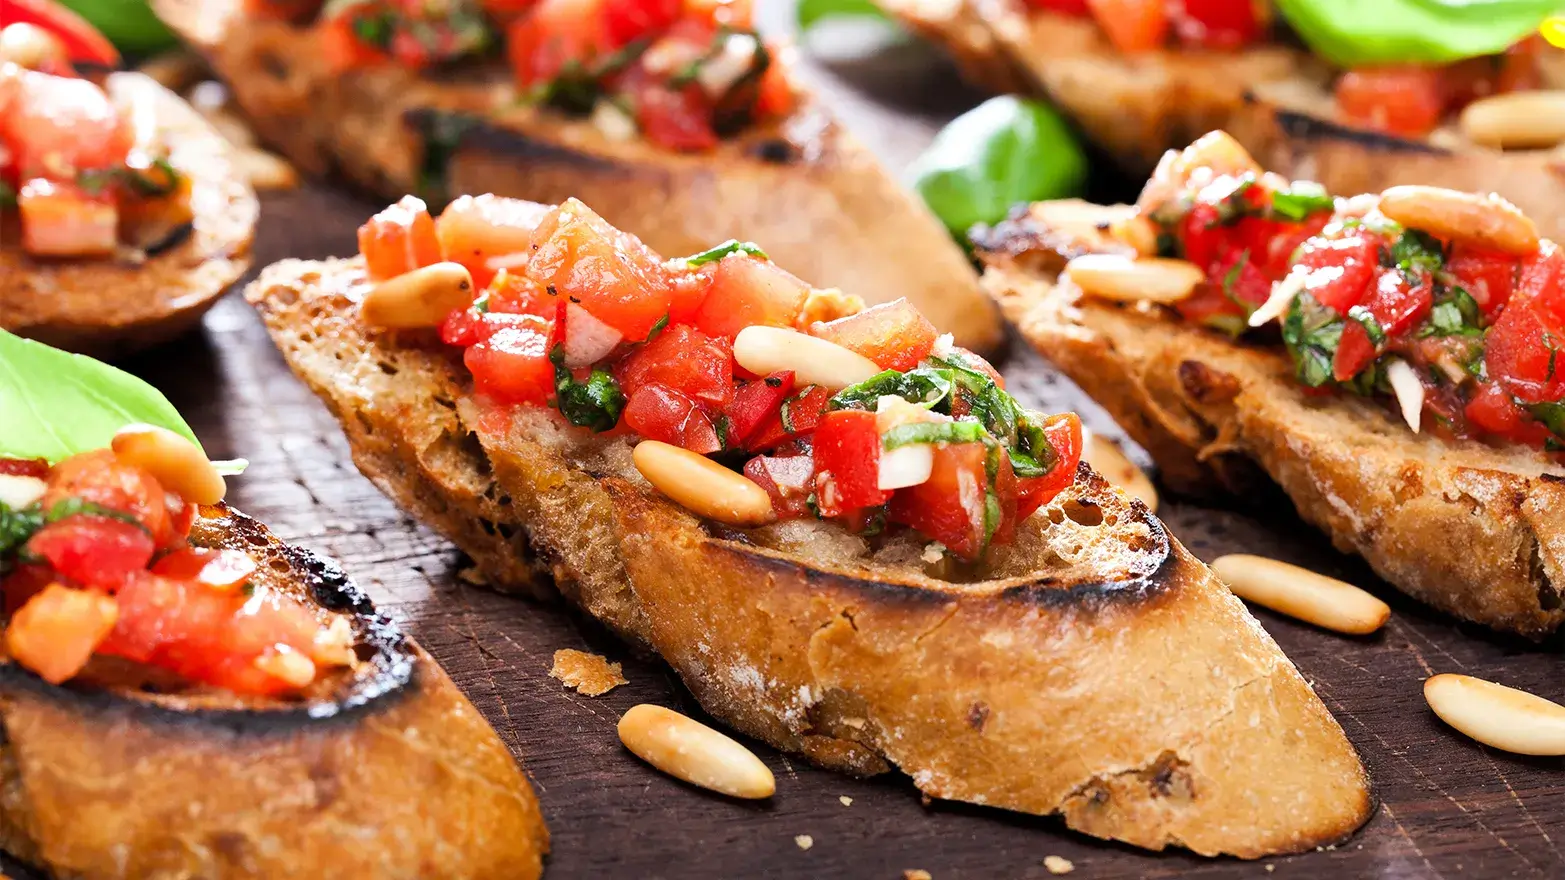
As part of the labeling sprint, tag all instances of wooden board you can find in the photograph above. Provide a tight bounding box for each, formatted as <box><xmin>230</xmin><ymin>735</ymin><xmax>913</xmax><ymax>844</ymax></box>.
<box><xmin>17</xmin><ymin>11</ymin><xmax>1565</xmax><ymax>880</ymax></box>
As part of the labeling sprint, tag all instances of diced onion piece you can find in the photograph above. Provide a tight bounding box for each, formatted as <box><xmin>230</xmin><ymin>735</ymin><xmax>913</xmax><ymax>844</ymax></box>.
<box><xmin>1386</xmin><ymin>359</ymin><xmax>1424</xmax><ymax>434</ymax></box>
<box><xmin>697</xmin><ymin>33</ymin><xmax>761</xmax><ymax>98</ymax></box>
<box><xmin>1248</xmin><ymin>271</ymin><xmax>1305</xmax><ymax>328</ymax></box>
<box><xmin>592</xmin><ymin>100</ymin><xmax>637</xmax><ymax>142</ymax></box>
<box><xmin>931</xmin><ymin>333</ymin><xmax>954</xmax><ymax>357</ymax></box>
<box><xmin>564</xmin><ymin>303</ymin><xmax>624</xmax><ymax>367</ymax></box>
<box><xmin>0</xmin><ymin>474</ymin><xmax>46</xmax><ymax>509</ymax></box>
<box><xmin>878</xmin><ymin>444</ymin><xmax>934</xmax><ymax>491</ymax></box>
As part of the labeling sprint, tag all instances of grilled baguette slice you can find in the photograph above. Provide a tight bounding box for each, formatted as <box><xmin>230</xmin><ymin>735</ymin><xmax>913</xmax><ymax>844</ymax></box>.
<box><xmin>0</xmin><ymin>505</ymin><xmax>548</xmax><ymax>880</ymax></box>
<box><xmin>975</xmin><ymin>199</ymin><xmax>1565</xmax><ymax>638</ymax></box>
<box><xmin>246</xmin><ymin>254</ymin><xmax>1373</xmax><ymax>858</ymax></box>
<box><xmin>0</xmin><ymin>72</ymin><xmax>256</xmax><ymax>357</ymax></box>
<box><xmin>148</xmin><ymin>0</ymin><xmax>1001</xmax><ymax>352</ymax></box>
<box><xmin>877</xmin><ymin>0</ymin><xmax>1312</xmax><ymax>171</ymax></box>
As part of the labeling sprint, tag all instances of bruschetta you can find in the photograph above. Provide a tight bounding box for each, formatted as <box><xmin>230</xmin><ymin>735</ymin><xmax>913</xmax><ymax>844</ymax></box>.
<box><xmin>976</xmin><ymin>130</ymin><xmax>1565</xmax><ymax>637</ymax></box>
<box><xmin>245</xmin><ymin>192</ymin><xmax>1373</xmax><ymax>857</ymax></box>
<box><xmin>147</xmin><ymin>0</ymin><xmax>1001</xmax><ymax>352</ymax></box>
<box><xmin>0</xmin><ymin>4</ymin><xmax>257</xmax><ymax>356</ymax></box>
<box><xmin>0</xmin><ymin>422</ymin><xmax>547</xmax><ymax>877</ymax></box>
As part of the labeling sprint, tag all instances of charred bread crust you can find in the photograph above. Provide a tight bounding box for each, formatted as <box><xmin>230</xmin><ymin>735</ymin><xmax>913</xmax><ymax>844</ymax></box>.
<box><xmin>976</xmin><ymin>202</ymin><xmax>1565</xmax><ymax>638</ymax></box>
<box><xmin>0</xmin><ymin>506</ymin><xmax>547</xmax><ymax>880</ymax></box>
<box><xmin>876</xmin><ymin>0</ymin><xmax>1314</xmax><ymax>171</ymax></box>
<box><xmin>246</xmin><ymin>255</ymin><xmax>1373</xmax><ymax>858</ymax></box>
<box><xmin>150</xmin><ymin>0</ymin><xmax>1003</xmax><ymax>353</ymax></box>
<box><xmin>0</xmin><ymin>73</ymin><xmax>257</xmax><ymax>358</ymax></box>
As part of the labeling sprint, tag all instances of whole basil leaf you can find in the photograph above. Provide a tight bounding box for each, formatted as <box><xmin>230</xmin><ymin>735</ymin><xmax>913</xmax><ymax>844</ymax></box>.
<box><xmin>60</xmin><ymin>0</ymin><xmax>177</xmax><ymax>56</ymax></box>
<box><xmin>909</xmin><ymin>96</ymin><xmax>1088</xmax><ymax>239</ymax></box>
<box><xmin>0</xmin><ymin>331</ymin><xmax>204</xmax><ymax>464</ymax></box>
<box><xmin>1275</xmin><ymin>0</ymin><xmax>1563</xmax><ymax>67</ymax></box>
<box><xmin>796</xmin><ymin>0</ymin><xmax>890</xmax><ymax>30</ymax></box>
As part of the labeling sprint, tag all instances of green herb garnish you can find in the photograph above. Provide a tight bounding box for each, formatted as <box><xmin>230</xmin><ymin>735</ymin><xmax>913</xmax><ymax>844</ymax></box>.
<box><xmin>881</xmin><ymin>421</ymin><xmax>988</xmax><ymax>449</ymax></box>
<box><xmin>550</xmin><ymin>348</ymin><xmax>626</xmax><ymax>432</ymax></box>
<box><xmin>683</xmin><ymin>239</ymin><xmax>769</xmax><ymax>267</ymax></box>
<box><xmin>1269</xmin><ymin>182</ymin><xmax>1335</xmax><ymax>222</ymax></box>
<box><xmin>829</xmin><ymin>368</ymin><xmax>953</xmax><ymax>412</ymax></box>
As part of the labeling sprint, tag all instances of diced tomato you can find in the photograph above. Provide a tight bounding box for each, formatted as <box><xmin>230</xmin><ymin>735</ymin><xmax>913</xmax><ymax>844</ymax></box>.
<box><xmin>528</xmin><ymin>199</ymin><xmax>673</xmax><ymax>339</ymax></box>
<box><xmin>1332</xmin><ymin>268</ymin><xmax>1433</xmax><ymax>381</ymax></box>
<box><xmin>507</xmin><ymin>0</ymin><xmax>611</xmax><ymax>88</ymax></box>
<box><xmin>434</xmin><ymin>194</ymin><xmax>551</xmax><ymax>288</ymax></box>
<box><xmin>481</xmin><ymin>0</ymin><xmax>539</xmax><ymax>20</ymax></box>
<box><xmin>623</xmin><ymin>383</ymin><xmax>721</xmax><ymax>452</ymax></box>
<box><xmin>6</xmin><ymin>583</ymin><xmax>118</xmax><ymax>685</ymax></box>
<box><xmin>616</xmin><ymin>323</ymin><xmax>734</xmax><ymax>406</ymax></box>
<box><xmin>603</xmin><ymin>0</ymin><xmax>680</xmax><ymax>46</ymax></box>
<box><xmin>812</xmin><ymin>410</ymin><xmax>889</xmax><ymax>513</ymax></box>
<box><xmin>358</xmin><ymin>195</ymin><xmax>443</xmax><ymax>282</ymax></box>
<box><xmin>151</xmin><ymin>548</ymin><xmax>258</xmax><ymax>592</ymax></box>
<box><xmin>0</xmin><ymin>458</ymin><xmax>48</xmax><ymax>478</ymax></box>
<box><xmin>1487</xmin><ymin>243</ymin><xmax>1565</xmax><ymax>404</ymax></box>
<box><xmin>464</xmin><ymin>316</ymin><xmax>558</xmax><ymax>405</ymax></box>
<box><xmin>1022</xmin><ymin>0</ymin><xmax>1090</xmax><ymax>13</ymax></box>
<box><xmin>1258</xmin><ymin>214</ymin><xmax>1333</xmax><ymax>278</ymax></box>
<box><xmin>621</xmin><ymin>64</ymin><xmax>720</xmax><ymax>152</ymax></box>
<box><xmin>1214</xmin><ymin>249</ymin><xmax>1272</xmax><ymax>308</ymax></box>
<box><xmin>1332</xmin><ymin>323</ymin><xmax>1377</xmax><ymax>383</ymax></box>
<box><xmin>667</xmin><ymin>262</ymin><xmax>715</xmax><ymax>323</ymax></box>
<box><xmin>684</xmin><ymin>0</ymin><xmax>752</xmax><ymax>29</ymax></box>
<box><xmin>1170</xmin><ymin>0</ymin><xmax>1263</xmax><ymax>49</ymax></box>
<box><xmin>746</xmin><ymin>385</ymin><xmax>831</xmax><ymax>450</ymax></box>
<box><xmin>1085</xmin><ymin>0</ymin><xmax>1168</xmax><ymax>53</ymax></box>
<box><xmin>17</xmin><ymin>179</ymin><xmax>117</xmax><ymax>258</ymax></box>
<box><xmin>440</xmin><ymin>307</ymin><xmax>489</xmax><ymax>347</ymax></box>
<box><xmin>1466</xmin><ymin>381</ymin><xmax>1525</xmax><ymax>436</ymax></box>
<box><xmin>319</xmin><ymin>12</ymin><xmax>386</xmax><ymax>70</ymax></box>
<box><xmin>0</xmin><ymin>0</ymin><xmax>120</xmax><ymax>66</ymax></box>
<box><xmin>723</xmin><ymin>372</ymin><xmax>795</xmax><ymax>446</ymax></box>
<box><xmin>754</xmin><ymin>58</ymin><xmax>794</xmax><ymax>118</ymax></box>
<box><xmin>1177</xmin><ymin>202</ymin><xmax>1226</xmax><ymax>272</ymax></box>
<box><xmin>1295</xmin><ymin>231</ymin><xmax>1382</xmax><ymax>314</ymax></box>
<box><xmin>245</xmin><ymin>0</ymin><xmax>324</xmax><ymax>21</ymax></box>
<box><xmin>809</xmin><ymin>299</ymin><xmax>937</xmax><ymax>372</ymax></box>
<box><xmin>1174</xmin><ymin>283</ymin><xmax>1246</xmax><ymax>332</ymax></box>
<box><xmin>25</xmin><ymin>517</ymin><xmax>155</xmax><ymax>592</ymax></box>
<box><xmin>743</xmin><ymin>453</ymin><xmax>814</xmax><ymax>520</ymax></box>
<box><xmin>1447</xmin><ymin>245</ymin><xmax>1519</xmax><ymax>317</ymax></box>
<box><xmin>43</xmin><ymin>450</ymin><xmax>173</xmax><ymax>547</ymax></box>
<box><xmin>1516</xmin><ymin>241</ymin><xmax>1565</xmax><ymax>327</ymax></box>
<box><xmin>1335</xmin><ymin>67</ymin><xmax>1446</xmax><ymax>138</ymax></box>
<box><xmin>986</xmin><ymin>451</ymin><xmax>1020</xmax><ymax>546</ymax></box>
<box><xmin>691</xmin><ymin>253</ymin><xmax>810</xmax><ymax>339</ymax></box>
<box><xmin>1016</xmin><ymin>413</ymin><xmax>1082</xmax><ymax>520</ymax></box>
<box><xmin>2</xmin><ymin>563</ymin><xmax>54</xmax><ymax>615</ymax></box>
<box><xmin>888</xmin><ymin>442</ymin><xmax>991</xmax><ymax>561</ymax></box>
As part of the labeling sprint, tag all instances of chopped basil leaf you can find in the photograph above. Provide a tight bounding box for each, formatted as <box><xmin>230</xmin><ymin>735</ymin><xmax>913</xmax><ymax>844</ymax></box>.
<box><xmin>683</xmin><ymin>239</ymin><xmax>769</xmax><ymax>267</ymax></box>
<box><xmin>829</xmin><ymin>368</ymin><xmax>953</xmax><ymax>412</ymax></box>
<box><xmin>550</xmin><ymin>348</ymin><xmax>626</xmax><ymax>432</ymax></box>
<box><xmin>1346</xmin><ymin>304</ymin><xmax>1387</xmax><ymax>347</ymax></box>
<box><xmin>1420</xmin><ymin>286</ymin><xmax>1483</xmax><ymax>338</ymax></box>
<box><xmin>881</xmin><ymin>420</ymin><xmax>988</xmax><ymax>449</ymax></box>
<box><xmin>45</xmin><ymin>497</ymin><xmax>148</xmax><ymax>532</ymax></box>
<box><xmin>1529</xmin><ymin>401</ymin><xmax>1565</xmax><ymax>439</ymax></box>
<box><xmin>1282</xmin><ymin>293</ymin><xmax>1344</xmax><ymax>388</ymax></box>
<box><xmin>925</xmin><ymin>352</ymin><xmax>1021</xmax><ymax>446</ymax></box>
<box><xmin>0</xmin><ymin>180</ymin><xmax>15</xmax><ymax>208</ymax></box>
<box><xmin>1206</xmin><ymin>177</ymin><xmax>1257</xmax><ymax>227</ymax></box>
<box><xmin>414</xmin><ymin>110</ymin><xmax>477</xmax><ymax>206</ymax></box>
<box><xmin>713</xmin><ymin>414</ymin><xmax>731</xmax><ymax>450</ymax></box>
<box><xmin>348</xmin><ymin>7</ymin><xmax>394</xmax><ymax>49</ymax></box>
<box><xmin>981</xmin><ymin>490</ymin><xmax>1002</xmax><ymax>549</ymax></box>
<box><xmin>1218</xmin><ymin>250</ymin><xmax>1257</xmax><ymax>322</ymax></box>
<box><xmin>1269</xmin><ymin>182</ymin><xmax>1335</xmax><ymax>222</ymax></box>
<box><xmin>472</xmin><ymin>292</ymin><xmax>491</xmax><ymax>314</ymax></box>
<box><xmin>1008</xmin><ymin>412</ymin><xmax>1058</xmax><ymax>478</ymax></box>
<box><xmin>77</xmin><ymin>158</ymin><xmax>182</xmax><ymax>200</ymax></box>
<box><xmin>1385</xmin><ymin>229</ymin><xmax>1444</xmax><ymax>277</ymax></box>
<box><xmin>645</xmin><ymin>314</ymin><xmax>669</xmax><ymax>343</ymax></box>
<box><xmin>0</xmin><ymin>502</ymin><xmax>43</xmax><ymax>569</ymax></box>
<box><xmin>780</xmin><ymin>385</ymin><xmax>818</xmax><ymax>434</ymax></box>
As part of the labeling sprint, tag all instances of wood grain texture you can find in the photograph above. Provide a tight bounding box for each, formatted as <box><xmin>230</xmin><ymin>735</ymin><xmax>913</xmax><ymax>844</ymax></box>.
<box><xmin>6</xmin><ymin>7</ymin><xmax>1563</xmax><ymax>877</ymax></box>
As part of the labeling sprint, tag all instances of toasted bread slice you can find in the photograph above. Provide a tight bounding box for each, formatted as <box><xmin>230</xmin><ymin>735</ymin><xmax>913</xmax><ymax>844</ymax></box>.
<box><xmin>0</xmin><ymin>73</ymin><xmax>257</xmax><ymax>358</ymax></box>
<box><xmin>147</xmin><ymin>0</ymin><xmax>1002</xmax><ymax>352</ymax></box>
<box><xmin>877</xmin><ymin>0</ymin><xmax>1313</xmax><ymax>171</ymax></box>
<box><xmin>245</xmin><ymin>253</ymin><xmax>1372</xmax><ymax>858</ymax></box>
<box><xmin>0</xmin><ymin>505</ymin><xmax>547</xmax><ymax>879</ymax></box>
<box><xmin>975</xmin><ymin>199</ymin><xmax>1565</xmax><ymax>638</ymax></box>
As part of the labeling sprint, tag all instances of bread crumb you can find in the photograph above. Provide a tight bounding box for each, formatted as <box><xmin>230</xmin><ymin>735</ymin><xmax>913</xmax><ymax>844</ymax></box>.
<box><xmin>549</xmin><ymin>649</ymin><xmax>627</xmax><ymax>696</ymax></box>
<box><xmin>921</xmin><ymin>542</ymin><xmax>945</xmax><ymax>564</ymax></box>
<box><xmin>1265</xmin><ymin>866</ymin><xmax>1275</xmax><ymax>873</ymax></box>
<box><xmin>839</xmin><ymin>795</ymin><xmax>853</xmax><ymax>806</ymax></box>
<box><xmin>1044</xmin><ymin>855</ymin><xmax>1074</xmax><ymax>875</ymax></box>
<box><xmin>794</xmin><ymin>835</ymin><xmax>813</xmax><ymax>851</ymax></box>
<box><xmin>904</xmin><ymin>871</ymin><xmax>932</xmax><ymax>880</ymax></box>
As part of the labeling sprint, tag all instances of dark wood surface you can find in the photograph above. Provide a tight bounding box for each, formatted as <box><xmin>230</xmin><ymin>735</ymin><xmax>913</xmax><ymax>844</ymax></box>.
<box><xmin>50</xmin><ymin>10</ymin><xmax>1565</xmax><ymax>879</ymax></box>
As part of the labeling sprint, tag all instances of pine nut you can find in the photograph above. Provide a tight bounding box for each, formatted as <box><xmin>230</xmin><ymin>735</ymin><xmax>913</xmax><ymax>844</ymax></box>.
<box><xmin>0</xmin><ymin>23</ymin><xmax>67</xmax><ymax>70</ymax></box>
<box><xmin>1425</xmin><ymin>674</ymin><xmax>1565</xmax><ymax>755</ymax></box>
<box><xmin>1377</xmin><ymin>185</ymin><xmax>1539</xmax><ymax>256</ymax></box>
<box><xmin>1108</xmin><ymin>214</ymin><xmax>1159</xmax><ymax>257</ymax></box>
<box><xmin>360</xmin><ymin>261</ymin><xmax>475</xmax><ymax>329</ymax></box>
<box><xmin>733</xmin><ymin>326</ymin><xmax>881</xmax><ymax>390</ymax></box>
<box><xmin>617</xmin><ymin>704</ymin><xmax>776</xmax><ymax>799</ymax></box>
<box><xmin>633</xmin><ymin>440</ymin><xmax>774</xmax><ymax>526</ymax></box>
<box><xmin>111</xmin><ymin>424</ymin><xmax>226</xmax><ymax>505</ymax></box>
<box><xmin>233</xmin><ymin>147</ymin><xmax>298</xmax><ymax>191</ymax></box>
<box><xmin>1211</xmin><ymin>554</ymin><xmax>1390</xmax><ymax>635</ymax></box>
<box><xmin>255</xmin><ymin>644</ymin><xmax>317</xmax><ymax>689</ymax></box>
<box><xmin>1065</xmin><ymin>254</ymin><xmax>1205</xmax><ymax>304</ymax></box>
<box><xmin>0</xmin><ymin>474</ymin><xmax>46</xmax><ymax>510</ymax></box>
<box><xmin>1083</xmin><ymin>434</ymin><xmax>1157</xmax><ymax>512</ymax></box>
<box><xmin>1459</xmin><ymin>91</ymin><xmax>1565</xmax><ymax>150</ymax></box>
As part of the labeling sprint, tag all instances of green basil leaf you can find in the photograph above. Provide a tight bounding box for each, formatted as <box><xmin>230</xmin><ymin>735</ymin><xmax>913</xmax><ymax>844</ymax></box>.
<box><xmin>797</xmin><ymin>0</ymin><xmax>889</xmax><ymax>29</ymax></box>
<box><xmin>910</xmin><ymin>96</ymin><xmax>1087</xmax><ymax>239</ymax></box>
<box><xmin>1347</xmin><ymin>305</ymin><xmax>1388</xmax><ymax>347</ymax></box>
<box><xmin>550</xmin><ymin>348</ymin><xmax>626</xmax><ymax>432</ymax></box>
<box><xmin>0</xmin><ymin>331</ymin><xmax>202</xmax><ymax>464</ymax></box>
<box><xmin>1275</xmin><ymin>0</ymin><xmax>1559</xmax><ymax>67</ymax></box>
<box><xmin>1009</xmin><ymin>412</ymin><xmax>1058</xmax><ymax>478</ymax></box>
<box><xmin>0</xmin><ymin>180</ymin><xmax>15</xmax><ymax>209</ymax></box>
<box><xmin>1269</xmin><ymin>182</ymin><xmax>1336</xmax><ymax>222</ymax></box>
<box><xmin>1529</xmin><ymin>400</ymin><xmax>1565</xmax><ymax>438</ymax></box>
<box><xmin>45</xmin><ymin>498</ymin><xmax>148</xmax><ymax>531</ymax></box>
<box><xmin>882</xmin><ymin>420</ymin><xmax>988</xmax><ymax>450</ymax></box>
<box><xmin>1421</xmin><ymin>286</ymin><xmax>1484</xmax><ymax>337</ymax></box>
<box><xmin>58</xmin><ymin>0</ymin><xmax>178</xmax><ymax>55</ymax></box>
<box><xmin>682</xmin><ymin>239</ymin><xmax>768</xmax><ymax>267</ymax></box>
<box><xmin>1282</xmin><ymin>293</ymin><xmax>1344</xmax><ymax>388</ymax></box>
<box><xmin>1386</xmin><ymin>228</ymin><xmax>1445</xmax><ymax>277</ymax></box>
<box><xmin>0</xmin><ymin>502</ymin><xmax>44</xmax><ymax>567</ymax></box>
<box><xmin>829</xmin><ymin>368</ymin><xmax>953</xmax><ymax>412</ymax></box>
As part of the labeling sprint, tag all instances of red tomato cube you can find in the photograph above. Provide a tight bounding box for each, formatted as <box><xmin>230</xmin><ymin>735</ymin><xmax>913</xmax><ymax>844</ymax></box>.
<box><xmin>434</xmin><ymin>194</ymin><xmax>551</xmax><ymax>288</ymax></box>
<box><xmin>7</xmin><ymin>583</ymin><xmax>118</xmax><ymax>684</ymax></box>
<box><xmin>1016</xmin><ymin>413</ymin><xmax>1083</xmax><ymax>521</ymax></box>
<box><xmin>18</xmin><ymin>179</ymin><xmax>117</xmax><ymax>258</ymax></box>
<box><xmin>42</xmin><ymin>450</ymin><xmax>172</xmax><ymax>548</ymax></box>
<box><xmin>507</xmin><ymin>0</ymin><xmax>611</xmax><ymax>87</ymax></box>
<box><xmin>528</xmin><ymin>199</ymin><xmax>673</xmax><ymax>340</ymax></box>
<box><xmin>812</xmin><ymin>410</ymin><xmax>889</xmax><ymax>512</ymax></box>
<box><xmin>887</xmin><ymin>442</ymin><xmax>991</xmax><ymax>560</ymax></box>
<box><xmin>692</xmin><ymin>253</ymin><xmax>809</xmax><ymax>339</ymax></box>
<box><xmin>1446</xmin><ymin>245</ymin><xmax>1519</xmax><ymax>317</ymax></box>
<box><xmin>623</xmin><ymin>383</ymin><xmax>721</xmax><ymax>453</ymax></box>
<box><xmin>1295</xmin><ymin>231</ymin><xmax>1381</xmax><ymax>315</ymax></box>
<box><xmin>464</xmin><ymin>317</ymin><xmax>558</xmax><ymax>405</ymax></box>
<box><xmin>151</xmin><ymin>548</ymin><xmax>259</xmax><ymax>592</ymax></box>
<box><xmin>616</xmin><ymin>323</ymin><xmax>735</xmax><ymax>406</ymax></box>
<box><xmin>743</xmin><ymin>453</ymin><xmax>815</xmax><ymax>519</ymax></box>
<box><xmin>809</xmin><ymin>299</ymin><xmax>937</xmax><ymax>372</ymax></box>
<box><xmin>746</xmin><ymin>385</ymin><xmax>831</xmax><ymax>451</ymax></box>
<box><xmin>358</xmin><ymin>195</ymin><xmax>443</xmax><ymax>281</ymax></box>
<box><xmin>724</xmin><ymin>372</ymin><xmax>795</xmax><ymax>446</ymax></box>
<box><xmin>25</xmin><ymin>517</ymin><xmax>155</xmax><ymax>592</ymax></box>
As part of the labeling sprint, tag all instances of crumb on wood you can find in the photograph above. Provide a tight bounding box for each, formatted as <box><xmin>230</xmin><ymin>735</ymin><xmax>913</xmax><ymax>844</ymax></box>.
<box><xmin>839</xmin><ymin>795</ymin><xmax>853</xmax><ymax>806</ymax></box>
<box><xmin>549</xmin><ymin>649</ymin><xmax>627</xmax><ymax>697</ymax></box>
<box><xmin>1044</xmin><ymin>855</ymin><xmax>1074</xmax><ymax>875</ymax></box>
<box><xmin>794</xmin><ymin>835</ymin><xmax>814</xmax><ymax>851</ymax></box>
<box><xmin>904</xmin><ymin>871</ymin><xmax>932</xmax><ymax>880</ymax></box>
<box><xmin>1265</xmin><ymin>866</ymin><xmax>1275</xmax><ymax>873</ymax></box>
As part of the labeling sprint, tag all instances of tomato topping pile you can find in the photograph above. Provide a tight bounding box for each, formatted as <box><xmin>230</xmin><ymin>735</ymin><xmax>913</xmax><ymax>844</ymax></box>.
<box><xmin>309</xmin><ymin>0</ymin><xmax>792</xmax><ymax>151</ymax></box>
<box><xmin>1021</xmin><ymin>0</ymin><xmax>1266</xmax><ymax>52</ymax></box>
<box><xmin>0</xmin><ymin>4</ymin><xmax>190</xmax><ymax>258</ymax></box>
<box><xmin>1334</xmin><ymin>39</ymin><xmax>1543</xmax><ymax>138</ymax></box>
<box><xmin>0</xmin><ymin>451</ymin><xmax>354</xmax><ymax>694</ymax></box>
<box><xmin>360</xmin><ymin>194</ymin><xmax>1085</xmax><ymax>561</ymax></box>
<box><xmin>1140</xmin><ymin>144</ymin><xmax>1565</xmax><ymax>450</ymax></box>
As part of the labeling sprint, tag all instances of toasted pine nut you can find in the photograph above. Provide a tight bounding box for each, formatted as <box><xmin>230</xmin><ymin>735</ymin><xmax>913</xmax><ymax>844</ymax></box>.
<box><xmin>1425</xmin><ymin>674</ymin><xmax>1565</xmax><ymax>755</ymax></box>
<box><xmin>617</xmin><ymin>704</ymin><xmax>776</xmax><ymax>799</ymax></box>
<box><xmin>233</xmin><ymin>147</ymin><xmax>298</xmax><ymax>191</ymax></box>
<box><xmin>1083</xmin><ymin>434</ymin><xmax>1157</xmax><ymax>512</ymax></box>
<box><xmin>1108</xmin><ymin>214</ymin><xmax>1159</xmax><ymax>257</ymax></box>
<box><xmin>1065</xmin><ymin>254</ymin><xmax>1205</xmax><ymax>304</ymax></box>
<box><xmin>1459</xmin><ymin>91</ymin><xmax>1565</xmax><ymax>150</ymax></box>
<box><xmin>111</xmin><ymin>424</ymin><xmax>227</xmax><ymax>505</ymax></box>
<box><xmin>733</xmin><ymin>326</ymin><xmax>881</xmax><ymax>390</ymax></box>
<box><xmin>633</xmin><ymin>441</ymin><xmax>774</xmax><ymax>527</ymax></box>
<box><xmin>360</xmin><ymin>262</ymin><xmax>476</xmax><ymax>329</ymax></box>
<box><xmin>0</xmin><ymin>23</ymin><xmax>66</xmax><ymax>70</ymax></box>
<box><xmin>1378</xmin><ymin>185</ymin><xmax>1539</xmax><ymax>256</ymax></box>
<box><xmin>1212</xmin><ymin>554</ymin><xmax>1390</xmax><ymax>635</ymax></box>
<box><xmin>0</xmin><ymin>474</ymin><xmax>46</xmax><ymax>510</ymax></box>
<box><xmin>255</xmin><ymin>644</ymin><xmax>317</xmax><ymax>689</ymax></box>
